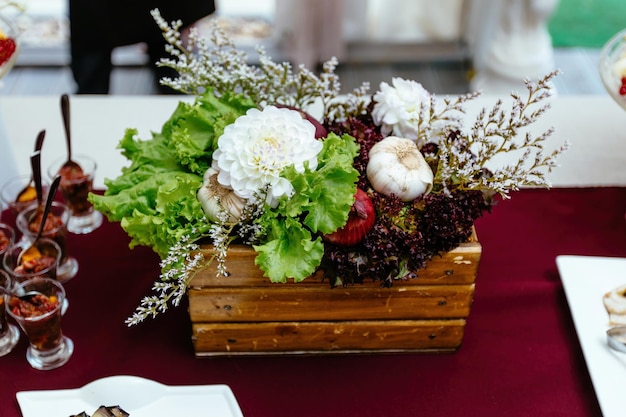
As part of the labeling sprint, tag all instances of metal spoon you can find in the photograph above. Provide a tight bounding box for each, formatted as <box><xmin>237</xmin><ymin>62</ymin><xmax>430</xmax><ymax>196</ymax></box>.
<box><xmin>0</xmin><ymin>285</ymin><xmax>44</xmax><ymax>303</ymax></box>
<box><xmin>17</xmin><ymin>175</ymin><xmax>61</xmax><ymax>265</ymax></box>
<box><xmin>60</xmin><ymin>94</ymin><xmax>82</xmax><ymax>173</ymax></box>
<box><xmin>30</xmin><ymin>149</ymin><xmax>44</xmax><ymax>214</ymax></box>
<box><xmin>15</xmin><ymin>130</ymin><xmax>46</xmax><ymax>203</ymax></box>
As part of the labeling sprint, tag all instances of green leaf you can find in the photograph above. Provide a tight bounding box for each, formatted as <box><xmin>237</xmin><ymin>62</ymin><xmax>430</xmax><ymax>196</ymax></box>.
<box><xmin>254</xmin><ymin>217</ymin><xmax>325</xmax><ymax>283</ymax></box>
<box><xmin>90</xmin><ymin>172</ymin><xmax>209</xmax><ymax>257</ymax></box>
<box><xmin>303</xmin><ymin>162</ymin><xmax>358</xmax><ymax>234</ymax></box>
<box><xmin>161</xmin><ymin>90</ymin><xmax>256</xmax><ymax>176</ymax></box>
<box><xmin>251</xmin><ymin>133</ymin><xmax>360</xmax><ymax>282</ymax></box>
<box><xmin>88</xmin><ymin>90</ymin><xmax>253</xmax><ymax>258</ymax></box>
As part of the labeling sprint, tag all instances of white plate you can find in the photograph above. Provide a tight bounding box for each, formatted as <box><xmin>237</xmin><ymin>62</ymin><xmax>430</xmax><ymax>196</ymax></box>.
<box><xmin>16</xmin><ymin>375</ymin><xmax>244</xmax><ymax>417</ymax></box>
<box><xmin>557</xmin><ymin>255</ymin><xmax>626</xmax><ymax>417</ymax></box>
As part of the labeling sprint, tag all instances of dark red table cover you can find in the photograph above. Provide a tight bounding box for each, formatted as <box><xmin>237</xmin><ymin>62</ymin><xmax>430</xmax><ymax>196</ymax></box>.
<box><xmin>1</xmin><ymin>187</ymin><xmax>625</xmax><ymax>417</ymax></box>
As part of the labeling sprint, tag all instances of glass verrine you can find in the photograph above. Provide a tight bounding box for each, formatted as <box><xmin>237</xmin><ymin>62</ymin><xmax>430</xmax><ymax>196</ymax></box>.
<box><xmin>599</xmin><ymin>28</ymin><xmax>626</xmax><ymax>111</ymax></box>
<box><xmin>15</xmin><ymin>202</ymin><xmax>78</xmax><ymax>282</ymax></box>
<box><xmin>48</xmin><ymin>154</ymin><xmax>103</xmax><ymax>234</ymax></box>
<box><xmin>0</xmin><ymin>270</ymin><xmax>20</xmax><ymax>357</ymax></box>
<box><xmin>0</xmin><ymin>174</ymin><xmax>49</xmax><ymax>216</ymax></box>
<box><xmin>5</xmin><ymin>277</ymin><xmax>73</xmax><ymax>370</ymax></box>
<box><xmin>2</xmin><ymin>236</ymin><xmax>61</xmax><ymax>282</ymax></box>
<box><xmin>0</xmin><ymin>13</ymin><xmax>19</xmax><ymax>79</ymax></box>
<box><xmin>0</xmin><ymin>222</ymin><xmax>15</xmax><ymax>259</ymax></box>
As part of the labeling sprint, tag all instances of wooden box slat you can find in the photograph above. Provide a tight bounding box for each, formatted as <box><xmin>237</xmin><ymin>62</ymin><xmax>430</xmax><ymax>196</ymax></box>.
<box><xmin>189</xmin><ymin>237</ymin><xmax>481</xmax><ymax>288</ymax></box>
<box><xmin>187</xmin><ymin>231</ymin><xmax>481</xmax><ymax>356</ymax></box>
<box><xmin>192</xmin><ymin>319</ymin><xmax>467</xmax><ymax>356</ymax></box>
<box><xmin>188</xmin><ymin>284</ymin><xmax>475</xmax><ymax>322</ymax></box>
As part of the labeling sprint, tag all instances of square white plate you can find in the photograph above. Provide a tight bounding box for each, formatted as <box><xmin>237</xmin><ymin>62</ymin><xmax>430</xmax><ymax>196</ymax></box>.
<box><xmin>556</xmin><ymin>255</ymin><xmax>626</xmax><ymax>417</ymax></box>
<box><xmin>16</xmin><ymin>375</ymin><xmax>244</xmax><ymax>417</ymax></box>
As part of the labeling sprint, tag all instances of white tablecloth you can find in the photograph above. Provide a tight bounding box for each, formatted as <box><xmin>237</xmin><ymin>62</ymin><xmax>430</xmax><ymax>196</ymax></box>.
<box><xmin>1</xmin><ymin>94</ymin><xmax>625</xmax><ymax>195</ymax></box>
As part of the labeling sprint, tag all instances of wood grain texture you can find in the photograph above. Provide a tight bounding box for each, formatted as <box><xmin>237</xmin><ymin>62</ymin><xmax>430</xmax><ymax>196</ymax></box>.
<box><xmin>189</xmin><ymin>236</ymin><xmax>481</xmax><ymax>288</ymax></box>
<box><xmin>188</xmin><ymin>234</ymin><xmax>481</xmax><ymax>355</ymax></box>
<box><xmin>192</xmin><ymin>319</ymin><xmax>467</xmax><ymax>355</ymax></box>
<box><xmin>188</xmin><ymin>284</ymin><xmax>475</xmax><ymax>322</ymax></box>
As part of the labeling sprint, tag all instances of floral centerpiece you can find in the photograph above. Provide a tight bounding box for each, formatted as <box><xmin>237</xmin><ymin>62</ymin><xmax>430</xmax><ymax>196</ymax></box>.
<box><xmin>89</xmin><ymin>10</ymin><xmax>567</xmax><ymax>328</ymax></box>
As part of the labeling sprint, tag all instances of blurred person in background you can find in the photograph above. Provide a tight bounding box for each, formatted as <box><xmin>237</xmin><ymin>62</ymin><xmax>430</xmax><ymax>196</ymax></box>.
<box><xmin>69</xmin><ymin>1</ymin><xmax>216</xmax><ymax>94</ymax></box>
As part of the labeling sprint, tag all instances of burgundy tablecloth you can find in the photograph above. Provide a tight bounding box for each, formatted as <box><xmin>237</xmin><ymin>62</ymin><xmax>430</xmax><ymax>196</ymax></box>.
<box><xmin>2</xmin><ymin>187</ymin><xmax>625</xmax><ymax>417</ymax></box>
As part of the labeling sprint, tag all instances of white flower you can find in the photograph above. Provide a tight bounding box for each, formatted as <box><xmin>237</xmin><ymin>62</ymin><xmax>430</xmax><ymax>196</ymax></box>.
<box><xmin>212</xmin><ymin>106</ymin><xmax>323</xmax><ymax>206</ymax></box>
<box><xmin>371</xmin><ymin>77</ymin><xmax>431</xmax><ymax>141</ymax></box>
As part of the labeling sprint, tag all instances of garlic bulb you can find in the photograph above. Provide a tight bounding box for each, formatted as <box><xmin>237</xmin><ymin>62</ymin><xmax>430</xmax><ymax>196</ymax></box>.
<box><xmin>197</xmin><ymin>167</ymin><xmax>246</xmax><ymax>223</ymax></box>
<box><xmin>366</xmin><ymin>136</ymin><xmax>433</xmax><ymax>202</ymax></box>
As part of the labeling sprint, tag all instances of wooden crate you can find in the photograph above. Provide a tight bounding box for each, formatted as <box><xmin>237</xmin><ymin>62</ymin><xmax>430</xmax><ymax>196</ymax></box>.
<box><xmin>188</xmin><ymin>234</ymin><xmax>481</xmax><ymax>356</ymax></box>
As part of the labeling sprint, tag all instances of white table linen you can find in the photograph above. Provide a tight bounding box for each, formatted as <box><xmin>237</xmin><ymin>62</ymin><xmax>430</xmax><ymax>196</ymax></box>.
<box><xmin>0</xmin><ymin>94</ymin><xmax>625</xmax><ymax>193</ymax></box>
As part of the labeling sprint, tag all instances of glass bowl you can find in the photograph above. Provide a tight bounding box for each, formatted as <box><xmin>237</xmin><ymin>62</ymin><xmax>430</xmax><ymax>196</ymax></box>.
<box><xmin>0</xmin><ymin>13</ymin><xmax>19</xmax><ymax>79</ymax></box>
<box><xmin>599</xmin><ymin>28</ymin><xmax>626</xmax><ymax>111</ymax></box>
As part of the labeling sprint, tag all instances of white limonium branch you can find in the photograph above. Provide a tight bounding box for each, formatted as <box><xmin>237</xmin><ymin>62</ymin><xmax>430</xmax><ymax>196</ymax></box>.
<box><xmin>432</xmin><ymin>70</ymin><xmax>569</xmax><ymax>197</ymax></box>
<box><xmin>126</xmin><ymin>231</ymin><xmax>208</xmax><ymax>326</ymax></box>
<box><xmin>150</xmin><ymin>8</ymin><xmax>369</xmax><ymax>119</ymax></box>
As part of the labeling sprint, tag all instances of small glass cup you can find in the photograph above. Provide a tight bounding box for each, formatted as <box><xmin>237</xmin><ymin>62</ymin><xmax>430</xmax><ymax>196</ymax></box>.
<box><xmin>599</xmin><ymin>28</ymin><xmax>626</xmax><ymax>111</ymax></box>
<box><xmin>5</xmin><ymin>277</ymin><xmax>74</xmax><ymax>370</ymax></box>
<box><xmin>0</xmin><ymin>222</ymin><xmax>15</xmax><ymax>259</ymax></box>
<box><xmin>48</xmin><ymin>154</ymin><xmax>103</xmax><ymax>235</ymax></box>
<box><xmin>0</xmin><ymin>175</ymin><xmax>49</xmax><ymax>216</ymax></box>
<box><xmin>2</xmin><ymin>237</ymin><xmax>62</xmax><ymax>282</ymax></box>
<box><xmin>0</xmin><ymin>14</ymin><xmax>19</xmax><ymax>79</ymax></box>
<box><xmin>0</xmin><ymin>270</ymin><xmax>20</xmax><ymax>357</ymax></box>
<box><xmin>15</xmin><ymin>203</ymin><xmax>78</xmax><ymax>282</ymax></box>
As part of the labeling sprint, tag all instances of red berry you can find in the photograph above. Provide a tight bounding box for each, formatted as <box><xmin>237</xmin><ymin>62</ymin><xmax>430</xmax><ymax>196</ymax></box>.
<box><xmin>620</xmin><ymin>85</ymin><xmax>626</xmax><ymax>96</ymax></box>
<box><xmin>324</xmin><ymin>188</ymin><xmax>375</xmax><ymax>246</ymax></box>
<box><xmin>0</xmin><ymin>37</ymin><xmax>16</xmax><ymax>66</ymax></box>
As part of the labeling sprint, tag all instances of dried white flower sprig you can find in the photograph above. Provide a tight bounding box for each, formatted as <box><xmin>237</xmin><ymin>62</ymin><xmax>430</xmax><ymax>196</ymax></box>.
<box><xmin>150</xmin><ymin>9</ymin><xmax>370</xmax><ymax>120</ymax></box>
<box><xmin>126</xmin><ymin>231</ymin><xmax>207</xmax><ymax>326</ymax></box>
<box><xmin>428</xmin><ymin>70</ymin><xmax>570</xmax><ymax>197</ymax></box>
<box><xmin>126</xmin><ymin>191</ymin><xmax>268</xmax><ymax>326</ymax></box>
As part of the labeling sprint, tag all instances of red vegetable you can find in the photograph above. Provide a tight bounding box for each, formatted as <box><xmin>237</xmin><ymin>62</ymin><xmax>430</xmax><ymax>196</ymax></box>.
<box><xmin>0</xmin><ymin>37</ymin><xmax>16</xmax><ymax>66</ymax></box>
<box><xmin>324</xmin><ymin>188</ymin><xmax>375</xmax><ymax>246</ymax></box>
<box><xmin>275</xmin><ymin>104</ymin><xmax>327</xmax><ymax>138</ymax></box>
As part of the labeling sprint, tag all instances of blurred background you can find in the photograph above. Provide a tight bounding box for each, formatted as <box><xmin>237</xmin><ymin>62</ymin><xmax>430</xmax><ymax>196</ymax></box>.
<box><xmin>0</xmin><ymin>0</ymin><xmax>624</xmax><ymax>95</ymax></box>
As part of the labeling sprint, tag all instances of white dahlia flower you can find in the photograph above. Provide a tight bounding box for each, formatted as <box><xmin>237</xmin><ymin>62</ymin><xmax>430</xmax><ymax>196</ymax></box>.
<box><xmin>371</xmin><ymin>77</ymin><xmax>431</xmax><ymax>141</ymax></box>
<box><xmin>212</xmin><ymin>106</ymin><xmax>323</xmax><ymax>206</ymax></box>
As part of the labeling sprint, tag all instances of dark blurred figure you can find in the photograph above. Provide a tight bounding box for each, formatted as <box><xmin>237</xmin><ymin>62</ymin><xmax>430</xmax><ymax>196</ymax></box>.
<box><xmin>69</xmin><ymin>1</ymin><xmax>216</xmax><ymax>94</ymax></box>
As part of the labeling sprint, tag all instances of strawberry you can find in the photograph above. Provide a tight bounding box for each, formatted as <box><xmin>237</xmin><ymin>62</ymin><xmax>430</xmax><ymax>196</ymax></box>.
<box><xmin>620</xmin><ymin>77</ymin><xmax>626</xmax><ymax>96</ymax></box>
<box><xmin>0</xmin><ymin>37</ymin><xmax>16</xmax><ymax>66</ymax></box>
<box><xmin>324</xmin><ymin>188</ymin><xmax>376</xmax><ymax>246</ymax></box>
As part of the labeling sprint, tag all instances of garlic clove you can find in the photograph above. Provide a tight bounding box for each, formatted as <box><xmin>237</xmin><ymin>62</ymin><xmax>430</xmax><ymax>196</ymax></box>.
<box><xmin>366</xmin><ymin>136</ymin><xmax>433</xmax><ymax>202</ymax></box>
<box><xmin>198</xmin><ymin>167</ymin><xmax>246</xmax><ymax>223</ymax></box>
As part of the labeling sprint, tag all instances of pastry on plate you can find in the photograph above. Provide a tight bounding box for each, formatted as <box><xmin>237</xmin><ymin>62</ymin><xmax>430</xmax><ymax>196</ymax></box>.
<box><xmin>603</xmin><ymin>284</ymin><xmax>626</xmax><ymax>325</ymax></box>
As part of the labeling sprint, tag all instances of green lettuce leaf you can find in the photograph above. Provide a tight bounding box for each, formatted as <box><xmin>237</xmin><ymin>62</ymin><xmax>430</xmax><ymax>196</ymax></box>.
<box><xmin>252</xmin><ymin>133</ymin><xmax>359</xmax><ymax>282</ymax></box>
<box><xmin>254</xmin><ymin>216</ymin><xmax>325</xmax><ymax>283</ymax></box>
<box><xmin>162</xmin><ymin>91</ymin><xmax>255</xmax><ymax>176</ymax></box>
<box><xmin>91</xmin><ymin>172</ymin><xmax>208</xmax><ymax>257</ymax></box>
<box><xmin>89</xmin><ymin>90</ymin><xmax>254</xmax><ymax>257</ymax></box>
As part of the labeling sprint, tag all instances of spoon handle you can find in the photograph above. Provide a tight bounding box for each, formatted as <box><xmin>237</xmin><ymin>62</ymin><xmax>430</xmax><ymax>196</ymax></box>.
<box><xmin>34</xmin><ymin>128</ymin><xmax>45</xmax><ymax>152</ymax></box>
<box><xmin>61</xmin><ymin>94</ymin><xmax>72</xmax><ymax>161</ymax></box>
<box><xmin>30</xmin><ymin>142</ymin><xmax>43</xmax><ymax>206</ymax></box>
<box><xmin>36</xmin><ymin>175</ymin><xmax>61</xmax><ymax>241</ymax></box>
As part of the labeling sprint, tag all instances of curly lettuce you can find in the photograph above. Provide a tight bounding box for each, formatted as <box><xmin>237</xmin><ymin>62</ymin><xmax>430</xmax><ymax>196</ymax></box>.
<box><xmin>89</xmin><ymin>90</ymin><xmax>359</xmax><ymax>283</ymax></box>
<box><xmin>89</xmin><ymin>90</ymin><xmax>255</xmax><ymax>257</ymax></box>
<box><xmin>253</xmin><ymin>133</ymin><xmax>360</xmax><ymax>282</ymax></box>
